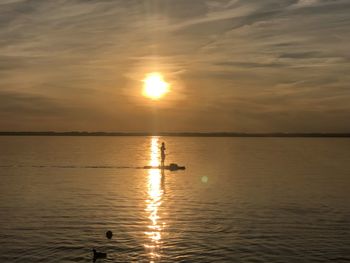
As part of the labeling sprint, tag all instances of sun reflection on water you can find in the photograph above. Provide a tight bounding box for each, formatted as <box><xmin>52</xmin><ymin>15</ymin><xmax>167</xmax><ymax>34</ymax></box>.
<box><xmin>144</xmin><ymin>137</ymin><xmax>165</xmax><ymax>261</ymax></box>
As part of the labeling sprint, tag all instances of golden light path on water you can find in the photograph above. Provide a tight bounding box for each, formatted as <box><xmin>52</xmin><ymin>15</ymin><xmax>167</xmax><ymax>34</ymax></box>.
<box><xmin>144</xmin><ymin>137</ymin><xmax>165</xmax><ymax>262</ymax></box>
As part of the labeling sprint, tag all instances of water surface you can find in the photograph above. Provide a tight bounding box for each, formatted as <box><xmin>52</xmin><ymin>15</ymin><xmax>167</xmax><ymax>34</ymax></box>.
<box><xmin>0</xmin><ymin>136</ymin><xmax>349</xmax><ymax>262</ymax></box>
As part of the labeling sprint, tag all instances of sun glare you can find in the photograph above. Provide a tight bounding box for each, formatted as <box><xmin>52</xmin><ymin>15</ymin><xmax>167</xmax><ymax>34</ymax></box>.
<box><xmin>143</xmin><ymin>73</ymin><xmax>169</xmax><ymax>100</ymax></box>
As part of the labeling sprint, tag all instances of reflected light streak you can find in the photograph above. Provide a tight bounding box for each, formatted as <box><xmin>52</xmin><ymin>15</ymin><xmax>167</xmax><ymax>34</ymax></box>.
<box><xmin>144</xmin><ymin>137</ymin><xmax>164</xmax><ymax>261</ymax></box>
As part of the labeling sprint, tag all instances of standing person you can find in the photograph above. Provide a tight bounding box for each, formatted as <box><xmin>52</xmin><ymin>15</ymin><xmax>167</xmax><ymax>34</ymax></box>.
<box><xmin>160</xmin><ymin>142</ymin><xmax>166</xmax><ymax>167</ymax></box>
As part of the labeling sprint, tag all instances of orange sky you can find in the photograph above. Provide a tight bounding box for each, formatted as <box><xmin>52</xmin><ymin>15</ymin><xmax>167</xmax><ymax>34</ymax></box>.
<box><xmin>0</xmin><ymin>0</ymin><xmax>350</xmax><ymax>132</ymax></box>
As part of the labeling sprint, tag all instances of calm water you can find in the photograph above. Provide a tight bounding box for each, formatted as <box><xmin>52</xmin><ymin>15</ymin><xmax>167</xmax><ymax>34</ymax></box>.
<box><xmin>0</xmin><ymin>136</ymin><xmax>349</xmax><ymax>262</ymax></box>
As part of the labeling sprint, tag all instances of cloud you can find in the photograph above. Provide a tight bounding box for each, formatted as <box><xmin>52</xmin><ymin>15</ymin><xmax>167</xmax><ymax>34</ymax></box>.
<box><xmin>0</xmin><ymin>91</ymin><xmax>67</xmax><ymax>116</ymax></box>
<box><xmin>292</xmin><ymin>0</ymin><xmax>320</xmax><ymax>8</ymax></box>
<box><xmin>0</xmin><ymin>0</ymin><xmax>349</xmax><ymax>132</ymax></box>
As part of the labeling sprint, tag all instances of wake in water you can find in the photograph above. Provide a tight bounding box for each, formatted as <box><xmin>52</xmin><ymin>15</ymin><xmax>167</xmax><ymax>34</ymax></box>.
<box><xmin>0</xmin><ymin>164</ymin><xmax>185</xmax><ymax>170</ymax></box>
<box><xmin>0</xmin><ymin>164</ymin><xmax>135</xmax><ymax>169</ymax></box>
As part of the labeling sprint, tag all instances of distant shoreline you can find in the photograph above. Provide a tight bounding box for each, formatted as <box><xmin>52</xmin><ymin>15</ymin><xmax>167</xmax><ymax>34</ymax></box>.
<box><xmin>0</xmin><ymin>132</ymin><xmax>349</xmax><ymax>137</ymax></box>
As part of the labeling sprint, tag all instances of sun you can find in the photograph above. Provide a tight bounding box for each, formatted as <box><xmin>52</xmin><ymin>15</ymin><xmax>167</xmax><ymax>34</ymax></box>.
<box><xmin>143</xmin><ymin>72</ymin><xmax>169</xmax><ymax>100</ymax></box>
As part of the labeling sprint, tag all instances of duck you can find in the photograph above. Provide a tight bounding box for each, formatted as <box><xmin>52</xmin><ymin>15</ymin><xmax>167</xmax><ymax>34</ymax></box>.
<box><xmin>106</xmin><ymin>230</ymin><xmax>113</xmax><ymax>240</ymax></box>
<box><xmin>92</xmin><ymin>249</ymin><xmax>107</xmax><ymax>261</ymax></box>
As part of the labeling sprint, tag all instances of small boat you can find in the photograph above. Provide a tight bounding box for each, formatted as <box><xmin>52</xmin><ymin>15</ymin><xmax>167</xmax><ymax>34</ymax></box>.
<box><xmin>143</xmin><ymin>163</ymin><xmax>186</xmax><ymax>171</ymax></box>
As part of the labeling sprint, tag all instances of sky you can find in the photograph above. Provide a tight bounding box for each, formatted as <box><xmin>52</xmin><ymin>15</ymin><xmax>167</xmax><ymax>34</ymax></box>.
<box><xmin>0</xmin><ymin>0</ymin><xmax>349</xmax><ymax>132</ymax></box>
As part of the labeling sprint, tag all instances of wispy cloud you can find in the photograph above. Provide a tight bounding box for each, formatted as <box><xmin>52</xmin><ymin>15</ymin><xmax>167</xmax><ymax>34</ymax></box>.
<box><xmin>0</xmin><ymin>0</ymin><xmax>349</xmax><ymax>132</ymax></box>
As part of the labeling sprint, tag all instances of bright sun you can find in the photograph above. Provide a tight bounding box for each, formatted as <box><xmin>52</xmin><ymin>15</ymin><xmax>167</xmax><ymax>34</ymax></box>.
<box><xmin>143</xmin><ymin>72</ymin><xmax>169</xmax><ymax>100</ymax></box>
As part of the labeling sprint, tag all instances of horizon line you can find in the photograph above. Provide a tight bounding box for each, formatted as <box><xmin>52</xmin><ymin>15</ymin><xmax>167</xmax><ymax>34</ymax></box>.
<box><xmin>0</xmin><ymin>131</ymin><xmax>349</xmax><ymax>137</ymax></box>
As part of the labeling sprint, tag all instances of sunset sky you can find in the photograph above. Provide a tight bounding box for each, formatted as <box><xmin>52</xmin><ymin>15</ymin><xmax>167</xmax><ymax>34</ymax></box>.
<box><xmin>1</xmin><ymin>0</ymin><xmax>349</xmax><ymax>132</ymax></box>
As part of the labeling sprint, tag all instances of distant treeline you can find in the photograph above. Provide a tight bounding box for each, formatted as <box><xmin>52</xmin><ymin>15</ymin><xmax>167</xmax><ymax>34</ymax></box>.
<box><xmin>0</xmin><ymin>132</ymin><xmax>349</xmax><ymax>137</ymax></box>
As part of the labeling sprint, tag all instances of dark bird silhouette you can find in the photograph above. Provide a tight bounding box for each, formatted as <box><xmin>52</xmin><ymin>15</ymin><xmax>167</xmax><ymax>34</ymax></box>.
<box><xmin>106</xmin><ymin>230</ymin><xmax>113</xmax><ymax>239</ymax></box>
<box><xmin>92</xmin><ymin>249</ymin><xmax>107</xmax><ymax>262</ymax></box>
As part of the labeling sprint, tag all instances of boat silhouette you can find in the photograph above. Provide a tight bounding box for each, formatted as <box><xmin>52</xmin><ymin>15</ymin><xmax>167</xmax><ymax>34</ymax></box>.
<box><xmin>143</xmin><ymin>163</ymin><xmax>185</xmax><ymax>171</ymax></box>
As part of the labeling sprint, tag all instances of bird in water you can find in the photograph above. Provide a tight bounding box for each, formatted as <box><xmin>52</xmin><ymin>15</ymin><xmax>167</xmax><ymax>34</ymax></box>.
<box><xmin>106</xmin><ymin>230</ymin><xmax>113</xmax><ymax>239</ymax></box>
<box><xmin>92</xmin><ymin>249</ymin><xmax>107</xmax><ymax>262</ymax></box>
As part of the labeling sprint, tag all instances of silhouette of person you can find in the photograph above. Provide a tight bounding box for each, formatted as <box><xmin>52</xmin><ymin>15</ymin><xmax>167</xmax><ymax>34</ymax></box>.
<box><xmin>160</xmin><ymin>142</ymin><xmax>166</xmax><ymax>167</ymax></box>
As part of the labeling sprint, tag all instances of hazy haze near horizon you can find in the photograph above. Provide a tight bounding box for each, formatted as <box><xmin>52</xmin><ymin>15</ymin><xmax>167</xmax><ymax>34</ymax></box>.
<box><xmin>0</xmin><ymin>0</ymin><xmax>349</xmax><ymax>132</ymax></box>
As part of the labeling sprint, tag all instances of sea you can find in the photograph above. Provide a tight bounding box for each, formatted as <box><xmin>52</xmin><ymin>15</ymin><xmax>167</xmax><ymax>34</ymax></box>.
<box><xmin>0</xmin><ymin>136</ymin><xmax>349</xmax><ymax>262</ymax></box>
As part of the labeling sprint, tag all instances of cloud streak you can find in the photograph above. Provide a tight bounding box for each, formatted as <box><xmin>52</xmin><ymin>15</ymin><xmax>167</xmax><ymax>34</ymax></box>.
<box><xmin>0</xmin><ymin>0</ymin><xmax>349</xmax><ymax>132</ymax></box>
